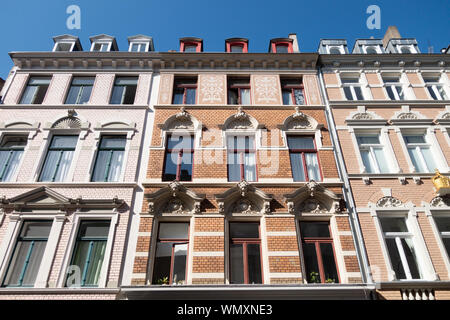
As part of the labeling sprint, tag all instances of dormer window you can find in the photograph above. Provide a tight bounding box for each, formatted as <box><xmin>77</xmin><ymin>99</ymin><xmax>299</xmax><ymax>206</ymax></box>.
<box><xmin>91</xmin><ymin>42</ymin><xmax>111</xmax><ymax>52</ymax></box>
<box><xmin>329</xmin><ymin>46</ymin><xmax>343</xmax><ymax>54</ymax></box>
<box><xmin>270</xmin><ymin>39</ymin><xmax>293</xmax><ymax>53</ymax></box>
<box><xmin>180</xmin><ymin>38</ymin><xmax>203</xmax><ymax>52</ymax></box>
<box><xmin>52</xmin><ymin>35</ymin><xmax>82</xmax><ymax>52</ymax></box>
<box><xmin>225</xmin><ymin>38</ymin><xmax>249</xmax><ymax>53</ymax></box>
<box><xmin>54</xmin><ymin>42</ymin><xmax>75</xmax><ymax>52</ymax></box>
<box><xmin>400</xmin><ymin>46</ymin><xmax>412</xmax><ymax>54</ymax></box>
<box><xmin>128</xmin><ymin>35</ymin><xmax>154</xmax><ymax>53</ymax></box>
<box><xmin>129</xmin><ymin>43</ymin><xmax>147</xmax><ymax>52</ymax></box>
<box><xmin>364</xmin><ymin>46</ymin><xmax>379</xmax><ymax>54</ymax></box>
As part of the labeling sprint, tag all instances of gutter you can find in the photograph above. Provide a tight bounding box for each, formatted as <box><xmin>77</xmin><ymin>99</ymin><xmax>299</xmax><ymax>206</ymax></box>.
<box><xmin>317</xmin><ymin>66</ymin><xmax>373</xmax><ymax>284</ymax></box>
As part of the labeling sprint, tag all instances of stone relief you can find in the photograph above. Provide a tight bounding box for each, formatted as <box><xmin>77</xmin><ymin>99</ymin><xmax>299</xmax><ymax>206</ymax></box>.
<box><xmin>376</xmin><ymin>196</ymin><xmax>403</xmax><ymax>207</ymax></box>
<box><xmin>199</xmin><ymin>75</ymin><xmax>225</xmax><ymax>104</ymax></box>
<box><xmin>253</xmin><ymin>76</ymin><xmax>279</xmax><ymax>104</ymax></box>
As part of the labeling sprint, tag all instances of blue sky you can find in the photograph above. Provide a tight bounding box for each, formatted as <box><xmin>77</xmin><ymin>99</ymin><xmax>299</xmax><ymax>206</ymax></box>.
<box><xmin>0</xmin><ymin>0</ymin><xmax>449</xmax><ymax>78</ymax></box>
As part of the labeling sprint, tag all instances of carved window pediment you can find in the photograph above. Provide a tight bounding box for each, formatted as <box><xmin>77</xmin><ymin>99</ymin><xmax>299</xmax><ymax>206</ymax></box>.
<box><xmin>282</xmin><ymin>107</ymin><xmax>318</xmax><ymax>131</ymax></box>
<box><xmin>376</xmin><ymin>196</ymin><xmax>403</xmax><ymax>207</ymax></box>
<box><xmin>430</xmin><ymin>196</ymin><xmax>450</xmax><ymax>208</ymax></box>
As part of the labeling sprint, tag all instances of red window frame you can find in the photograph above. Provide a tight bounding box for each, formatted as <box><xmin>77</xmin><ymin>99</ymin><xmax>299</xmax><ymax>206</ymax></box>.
<box><xmin>227</xmin><ymin>135</ymin><xmax>257</xmax><ymax>182</ymax></box>
<box><xmin>172</xmin><ymin>78</ymin><xmax>197</xmax><ymax>104</ymax></box>
<box><xmin>299</xmin><ymin>221</ymin><xmax>340</xmax><ymax>284</ymax></box>
<box><xmin>281</xmin><ymin>81</ymin><xmax>307</xmax><ymax>105</ymax></box>
<box><xmin>228</xmin><ymin>78</ymin><xmax>251</xmax><ymax>105</ymax></box>
<box><xmin>162</xmin><ymin>134</ymin><xmax>194</xmax><ymax>181</ymax></box>
<box><xmin>180</xmin><ymin>41</ymin><xmax>202</xmax><ymax>52</ymax></box>
<box><xmin>153</xmin><ymin>222</ymin><xmax>190</xmax><ymax>285</ymax></box>
<box><xmin>226</xmin><ymin>42</ymin><xmax>248</xmax><ymax>53</ymax></box>
<box><xmin>271</xmin><ymin>41</ymin><xmax>293</xmax><ymax>53</ymax></box>
<box><xmin>287</xmin><ymin>136</ymin><xmax>323</xmax><ymax>181</ymax></box>
<box><xmin>229</xmin><ymin>223</ymin><xmax>264</xmax><ymax>284</ymax></box>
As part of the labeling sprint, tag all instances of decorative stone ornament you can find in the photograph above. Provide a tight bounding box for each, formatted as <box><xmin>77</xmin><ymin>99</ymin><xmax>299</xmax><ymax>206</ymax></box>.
<box><xmin>376</xmin><ymin>196</ymin><xmax>403</xmax><ymax>207</ymax></box>
<box><xmin>431</xmin><ymin>170</ymin><xmax>450</xmax><ymax>196</ymax></box>
<box><xmin>430</xmin><ymin>196</ymin><xmax>450</xmax><ymax>207</ymax></box>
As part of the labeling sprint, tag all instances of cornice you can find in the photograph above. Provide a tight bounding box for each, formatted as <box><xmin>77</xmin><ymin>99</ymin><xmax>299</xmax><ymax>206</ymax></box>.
<box><xmin>152</xmin><ymin>104</ymin><xmax>326</xmax><ymax>110</ymax></box>
<box><xmin>9</xmin><ymin>52</ymin><xmax>320</xmax><ymax>72</ymax></box>
<box><xmin>328</xmin><ymin>100</ymin><xmax>450</xmax><ymax>107</ymax></box>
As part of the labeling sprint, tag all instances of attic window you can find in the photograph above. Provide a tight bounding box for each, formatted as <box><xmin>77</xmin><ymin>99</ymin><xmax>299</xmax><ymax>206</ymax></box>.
<box><xmin>365</xmin><ymin>46</ymin><xmax>378</xmax><ymax>54</ymax></box>
<box><xmin>54</xmin><ymin>42</ymin><xmax>75</xmax><ymax>52</ymax></box>
<box><xmin>91</xmin><ymin>42</ymin><xmax>111</xmax><ymax>52</ymax></box>
<box><xmin>271</xmin><ymin>41</ymin><xmax>293</xmax><ymax>53</ymax></box>
<box><xmin>329</xmin><ymin>46</ymin><xmax>342</xmax><ymax>54</ymax></box>
<box><xmin>129</xmin><ymin>42</ymin><xmax>148</xmax><ymax>52</ymax></box>
<box><xmin>400</xmin><ymin>46</ymin><xmax>412</xmax><ymax>54</ymax></box>
<box><xmin>180</xmin><ymin>41</ymin><xmax>202</xmax><ymax>52</ymax></box>
<box><xmin>227</xmin><ymin>42</ymin><xmax>248</xmax><ymax>53</ymax></box>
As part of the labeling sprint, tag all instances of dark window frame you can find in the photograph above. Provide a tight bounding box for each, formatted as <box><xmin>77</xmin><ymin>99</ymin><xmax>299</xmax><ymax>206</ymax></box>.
<box><xmin>91</xmin><ymin>135</ymin><xmax>126</xmax><ymax>182</ymax></box>
<box><xmin>172</xmin><ymin>78</ymin><xmax>198</xmax><ymax>104</ymax></box>
<box><xmin>281</xmin><ymin>80</ymin><xmax>306</xmax><ymax>105</ymax></box>
<box><xmin>228</xmin><ymin>78</ymin><xmax>251</xmax><ymax>105</ymax></box>
<box><xmin>162</xmin><ymin>134</ymin><xmax>194</xmax><ymax>182</ymax></box>
<box><xmin>287</xmin><ymin>136</ymin><xmax>322</xmax><ymax>182</ymax></box>
<box><xmin>299</xmin><ymin>221</ymin><xmax>340</xmax><ymax>284</ymax></box>
<box><xmin>227</xmin><ymin>135</ymin><xmax>257</xmax><ymax>182</ymax></box>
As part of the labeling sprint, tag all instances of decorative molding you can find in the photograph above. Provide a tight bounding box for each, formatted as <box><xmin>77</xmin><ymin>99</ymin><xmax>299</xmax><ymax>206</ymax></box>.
<box><xmin>430</xmin><ymin>195</ymin><xmax>450</xmax><ymax>208</ymax></box>
<box><xmin>376</xmin><ymin>196</ymin><xmax>403</xmax><ymax>208</ymax></box>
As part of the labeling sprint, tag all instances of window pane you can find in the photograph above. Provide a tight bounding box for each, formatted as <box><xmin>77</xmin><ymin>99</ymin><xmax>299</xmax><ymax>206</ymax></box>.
<box><xmin>66</xmin><ymin>241</ymin><xmax>89</xmax><ymax>287</ymax></box>
<box><xmin>179</xmin><ymin>152</ymin><xmax>193</xmax><ymax>181</ymax></box>
<box><xmin>167</xmin><ymin>135</ymin><xmax>193</xmax><ymax>150</ymax></box>
<box><xmin>407</xmin><ymin>148</ymin><xmax>426</xmax><ymax>172</ymax></box>
<box><xmin>50</xmin><ymin>136</ymin><xmax>78</xmax><ymax>148</ymax></box>
<box><xmin>289</xmin><ymin>153</ymin><xmax>306</xmax><ymax>181</ymax></box>
<box><xmin>65</xmin><ymin>86</ymin><xmax>81</xmax><ymax>104</ymax></box>
<box><xmin>91</xmin><ymin>151</ymin><xmax>110</xmax><ymax>182</ymax></box>
<box><xmin>343</xmin><ymin>86</ymin><xmax>353</xmax><ymax>100</ymax></box>
<box><xmin>231</xmin><ymin>45</ymin><xmax>243</xmax><ymax>53</ymax></box>
<box><xmin>247</xmin><ymin>244</ymin><xmax>262</xmax><ymax>284</ymax></box>
<box><xmin>240</xmin><ymin>89</ymin><xmax>251</xmax><ymax>105</ymax></box>
<box><xmin>122</xmin><ymin>85</ymin><xmax>137</xmax><ymax>104</ymax></box>
<box><xmin>172</xmin><ymin>243</ymin><xmax>188</xmax><ymax>284</ymax></box>
<box><xmin>107</xmin><ymin>150</ymin><xmax>124</xmax><ymax>182</ymax></box>
<box><xmin>287</xmin><ymin>136</ymin><xmax>315</xmax><ymax>149</ymax></box>
<box><xmin>357</xmin><ymin>135</ymin><xmax>380</xmax><ymax>144</ymax></box>
<box><xmin>78</xmin><ymin>221</ymin><xmax>110</xmax><ymax>239</ymax></box>
<box><xmin>293</xmin><ymin>89</ymin><xmax>305</xmax><ymax>105</ymax></box>
<box><xmin>71</xmin><ymin>78</ymin><xmax>95</xmax><ymax>86</ymax></box>
<box><xmin>20</xmin><ymin>86</ymin><xmax>38</xmax><ymax>104</ymax></box>
<box><xmin>320</xmin><ymin>243</ymin><xmax>339</xmax><ymax>283</ymax></box>
<box><xmin>52</xmin><ymin>151</ymin><xmax>74</xmax><ymax>182</ymax></box>
<box><xmin>83</xmin><ymin>241</ymin><xmax>107</xmax><ymax>286</ymax></box>
<box><xmin>230</xmin><ymin>223</ymin><xmax>259</xmax><ymax>238</ymax></box>
<box><xmin>21</xmin><ymin>221</ymin><xmax>52</xmax><ymax>238</ymax></box>
<box><xmin>228</xmin><ymin>88</ymin><xmax>239</xmax><ymax>104</ymax></box>
<box><xmin>0</xmin><ymin>150</ymin><xmax>24</xmax><ymax>182</ymax></box>
<box><xmin>437</xmin><ymin>86</ymin><xmax>448</xmax><ymax>100</ymax></box>
<box><xmin>354</xmin><ymin>87</ymin><xmax>364</xmax><ymax>100</ymax></box>
<box><xmin>159</xmin><ymin>223</ymin><xmax>189</xmax><ymax>239</ymax></box>
<box><xmin>404</xmin><ymin>135</ymin><xmax>426</xmax><ymax>144</ymax></box>
<box><xmin>386</xmin><ymin>86</ymin><xmax>396</xmax><ymax>100</ymax></box>
<box><xmin>173</xmin><ymin>89</ymin><xmax>184</xmax><ymax>104</ymax></box>
<box><xmin>78</xmin><ymin>86</ymin><xmax>92</xmax><ymax>104</ymax></box>
<box><xmin>434</xmin><ymin>217</ymin><xmax>450</xmax><ymax>233</ymax></box>
<box><xmin>276</xmin><ymin>45</ymin><xmax>289</xmax><ymax>53</ymax></box>
<box><xmin>401</xmin><ymin>238</ymin><xmax>421</xmax><ymax>279</ymax></box>
<box><xmin>110</xmin><ymin>85</ymin><xmax>125</xmax><ymax>104</ymax></box>
<box><xmin>385</xmin><ymin>238</ymin><xmax>406</xmax><ymax>279</ymax></box>
<box><xmin>3</xmin><ymin>242</ymin><xmax>32</xmax><ymax>286</ymax></box>
<box><xmin>100</xmin><ymin>136</ymin><xmax>127</xmax><ymax>149</ymax></box>
<box><xmin>39</xmin><ymin>150</ymin><xmax>61</xmax><ymax>181</ymax></box>
<box><xmin>185</xmin><ymin>88</ymin><xmax>196</xmax><ymax>104</ymax></box>
<box><xmin>230</xmin><ymin>244</ymin><xmax>244</xmax><ymax>284</ymax></box>
<box><xmin>227</xmin><ymin>152</ymin><xmax>241</xmax><ymax>182</ymax></box>
<box><xmin>421</xmin><ymin>147</ymin><xmax>437</xmax><ymax>172</ymax></box>
<box><xmin>427</xmin><ymin>86</ymin><xmax>438</xmax><ymax>100</ymax></box>
<box><xmin>282</xmin><ymin>90</ymin><xmax>293</xmax><ymax>105</ymax></box>
<box><xmin>360</xmin><ymin>149</ymin><xmax>375</xmax><ymax>173</ymax></box>
<box><xmin>131</xmin><ymin>43</ymin><xmax>140</xmax><ymax>52</ymax></box>
<box><xmin>442</xmin><ymin>238</ymin><xmax>450</xmax><ymax>258</ymax></box>
<box><xmin>305</xmin><ymin>153</ymin><xmax>320</xmax><ymax>181</ymax></box>
<box><xmin>373</xmin><ymin>148</ymin><xmax>390</xmax><ymax>173</ymax></box>
<box><xmin>379</xmin><ymin>217</ymin><xmax>408</xmax><ymax>233</ymax></box>
<box><xmin>300</xmin><ymin>222</ymin><xmax>330</xmax><ymax>238</ymax></box>
<box><xmin>163</xmin><ymin>152</ymin><xmax>178</xmax><ymax>181</ymax></box>
<box><xmin>184</xmin><ymin>45</ymin><xmax>197</xmax><ymax>52</ymax></box>
<box><xmin>303</xmin><ymin>243</ymin><xmax>321</xmax><ymax>283</ymax></box>
<box><xmin>152</xmin><ymin>242</ymin><xmax>172</xmax><ymax>284</ymax></box>
<box><xmin>243</xmin><ymin>152</ymin><xmax>256</xmax><ymax>181</ymax></box>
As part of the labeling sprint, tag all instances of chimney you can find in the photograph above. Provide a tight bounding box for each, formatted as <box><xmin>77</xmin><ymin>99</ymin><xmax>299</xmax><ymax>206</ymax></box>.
<box><xmin>289</xmin><ymin>33</ymin><xmax>300</xmax><ymax>53</ymax></box>
<box><xmin>382</xmin><ymin>26</ymin><xmax>401</xmax><ymax>48</ymax></box>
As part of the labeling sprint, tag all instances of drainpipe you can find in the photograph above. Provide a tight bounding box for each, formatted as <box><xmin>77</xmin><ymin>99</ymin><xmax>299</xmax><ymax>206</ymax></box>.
<box><xmin>317</xmin><ymin>66</ymin><xmax>373</xmax><ymax>285</ymax></box>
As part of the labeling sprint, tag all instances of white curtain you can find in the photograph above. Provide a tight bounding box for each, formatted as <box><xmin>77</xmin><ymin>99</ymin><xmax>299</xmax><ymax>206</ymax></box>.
<box><xmin>54</xmin><ymin>151</ymin><xmax>74</xmax><ymax>182</ymax></box>
<box><xmin>360</xmin><ymin>149</ymin><xmax>374</xmax><ymax>173</ymax></box>
<box><xmin>290</xmin><ymin>153</ymin><xmax>305</xmax><ymax>181</ymax></box>
<box><xmin>240</xmin><ymin>89</ymin><xmax>251</xmax><ymax>105</ymax></box>
<box><xmin>407</xmin><ymin>148</ymin><xmax>425</xmax><ymax>172</ymax></box>
<box><xmin>305</xmin><ymin>153</ymin><xmax>320</xmax><ymax>181</ymax></box>
<box><xmin>92</xmin><ymin>151</ymin><xmax>110</xmax><ymax>182</ymax></box>
<box><xmin>420</xmin><ymin>147</ymin><xmax>437</xmax><ymax>172</ymax></box>
<box><xmin>244</xmin><ymin>152</ymin><xmax>256</xmax><ymax>181</ymax></box>
<box><xmin>21</xmin><ymin>241</ymin><xmax>47</xmax><ymax>286</ymax></box>
<box><xmin>40</xmin><ymin>151</ymin><xmax>61</xmax><ymax>181</ymax></box>
<box><xmin>107</xmin><ymin>150</ymin><xmax>124</xmax><ymax>182</ymax></box>
<box><xmin>1</xmin><ymin>150</ymin><xmax>23</xmax><ymax>181</ymax></box>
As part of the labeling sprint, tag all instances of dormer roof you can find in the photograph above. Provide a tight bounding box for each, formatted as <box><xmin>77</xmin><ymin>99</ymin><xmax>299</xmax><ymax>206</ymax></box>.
<box><xmin>128</xmin><ymin>34</ymin><xmax>155</xmax><ymax>51</ymax></box>
<box><xmin>89</xmin><ymin>34</ymin><xmax>119</xmax><ymax>51</ymax></box>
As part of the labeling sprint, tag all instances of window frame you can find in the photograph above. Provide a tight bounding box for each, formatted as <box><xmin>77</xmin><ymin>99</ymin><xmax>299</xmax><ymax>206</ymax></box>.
<box><xmin>226</xmin><ymin>41</ymin><xmax>248</xmax><ymax>53</ymax></box>
<box><xmin>172</xmin><ymin>78</ymin><xmax>198</xmax><ymax>105</ymax></box>
<box><xmin>64</xmin><ymin>77</ymin><xmax>95</xmax><ymax>105</ymax></box>
<box><xmin>298</xmin><ymin>221</ymin><xmax>340</xmax><ymax>284</ymax></box>
<box><xmin>91</xmin><ymin>135</ymin><xmax>127</xmax><ymax>182</ymax></box>
<box><xmin>287</xmin><ymin>135</ymin><xmax>322</xmax><ymax>182</ymax></box>
<box><xmin>271</xmin><ymin>41</ymin><xmax>293</xmax><ymax>53</ymax></box>
<box><xmin>382</xmin><ymin>75</ymin><xmax>405</xmax><ymax>100</ymax></box>
<box><xmin>53</xmin><ymin>41</ymin><xmax>76</xmax><ymax>52</ymax></box>
<box><xmin>162</xmin><ymin>134</ymin><xmax>194</xmax><ymax>182</ymax></box>
<box><xmin>109</xmin><ymin>76</ymin><xmax>138</xmax><ymax>105</ymax></box>
<box><xmin>355</xmin><ymin>133</ymin><xmax>390</xmax><ymax>174</ymax></box>
<box><xmin>90</xmin><ymin>41</ymin><xmax>112</xmax><ymax>52</ymax></box>
<box><xmin>128</xmin><ymin>42</ymin><xmax>149</xmax><ymax>52</ymax></box>
<box><xmin>180</xmin><ymin>41</ymin><xmax>202</xmax><ymax>53</ymax></box>
<box><xmin>19</xmin><ymin>77</ymin><xmax>52</xmax><ymax>105</ymax></box>
<box><xmin>341</xmin><ymin>77</ymin><xmax>365</xmax><ymax>101</ymax></box>
<box><xmin>226</xmin><ymin>134</ymin><xmax>257</xmax><ymax>182</ymax></box>
<box><xmin>281</xmin><ymin>80</ymin><xmax>306</xmax><ymax>105</ymax></box>
<box><xmin>402</xmin><ymin>132</ymin><xmax>437</xmax><ymax>173</ymax></box>
<box><xmin>151</xmin><ymin>222</ymin><xmax>190</xmax><ymax>285</ymax></box>
<box><xmin>227</xmin><ymin>78</ymin><xmax>251</xmax><ymax>105</ymax></box>
<box><xmin>228</xmin><ymin>222</ymin><xmax>264</xmax><ymax>284</ymax></box>
<box><xmin>0</xmin><ymin>135</ymin><xmax>27</xmax><ymax>182</ymax></box>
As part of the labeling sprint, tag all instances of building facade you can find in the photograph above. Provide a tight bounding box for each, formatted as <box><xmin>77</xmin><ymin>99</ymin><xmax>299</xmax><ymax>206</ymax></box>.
<box><xmin>319</xmin><ymin>26</ymin><xmax>450</xmax><ymax>300</ymax></box>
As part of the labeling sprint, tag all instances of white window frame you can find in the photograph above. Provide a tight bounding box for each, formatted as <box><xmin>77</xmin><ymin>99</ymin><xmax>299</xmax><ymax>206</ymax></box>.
<box><xmin>90</xmin><ymin>42</ymin><xmax>112</xmax><ymax>52</ymax></box>
<box><xmin>341</xmin><ymin>77</ymin><xmax>364</xmax><ymax>101</ymax></box>
<box><xmin>363</xmin><ymin>45</ymin><xmax>381</xmax><ymax>54</ymax></box>
<box><xmin>225</xmin><ymin>131</ymin><xmax>258</xmax><ymax>182</ymax></box>
<box><xmin>0</xmin><ymin>131</ymin><xmax>33</xmax><ymax>183</ymax></box>
<box><xmin>422</xmin><ymin>75</ymin><xmax>449</xmax><ymax>101</ymax></box>
<box><xmin>397</xmin><ymin>45</ymin><xmax>416</xmax><ymax>54</ymax></box>
<box><xmin>371</xmin><ymin>207</ymin><xmax>437</xmax><ymax>281</ymax></box>
<box><xmin>425</xmin><ymin>207</ymin><xmax>450</xmax><ymax>280</ymax></box>
<box><xmin>128</xmin><ymin>42</ymin><xmax>149</xmax><ymax>52</ymax></box>
<box><xmin>0</xmin><ymin>213</ymin><xmax>66</xmax><ymax>288</ymax></box>
<box><xmin>355</xmin><ymin>133</ymin><xmax>389</xmax><ymax>173</ymax></box>
<box><xmin>382</xmin><ymin>75</ymin><xmax>405</xmax><ymax>100</ymax></box>
<box><xmin>57</xmin><ymin>212</ymin><xmax>118</xmax><ymax>288</ymax></box>
<box><xmin>52</xmin><ymin>41</ymin><xmax>76</xmax><ymax>52</ymax></box>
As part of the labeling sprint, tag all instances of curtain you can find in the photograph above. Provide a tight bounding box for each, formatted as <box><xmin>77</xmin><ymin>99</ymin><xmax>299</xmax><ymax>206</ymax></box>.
<box><xmin>20</xmin><ymin>86</ymin><xmax>37</xmax><ymax>104</ymax></box>
<box><xmin>360</xmin><ymin>149</ymin><xmax>374</xmax><ymax>173</ymax></box>
<box><xmin>40</xmin><ymin>151</ymin><xmax>61</xmax><ymax>181</ymax></box>
<box><xmin>21</xmin><ymin>241</ymin><xmax>47</xmax><ymax>286</ymax></box>
<box><xmin>305</xmin><ymin>153</ymin><xmax>320</xmax><ymax>181</ymax></box>
<box><xmin>244</xmin><ymin>152</ymin><xmax>256</xmax><ymax>181</ymax></box>
<box><xmin>402</xmin><ymin>238</ymin><xmax>421</xmax><ymax>279</ymax></box>
<box><xmin>84</xmin><ymin>241</ymin><xmax>106</xmax><ymax>286</ymax></box>
<box><xmin>240</xmin><ymin>89</ymin><xmax>251</xmax><ymax>105</ymax></box>
<box><xmin>172</xmin><ymin>243</ymin><xmax>188</xmax><ymax>284</ymax></box>
<box><xmin>107</xmin><ymin>151</ymin><xmax>124</xmax><ymax>182</ymax></box>
<box><xmin>290</xmin><ymin>153</ymin><xmax>305</xmax><ymax>181</ymax></box>
<box><xmin>54</xmin><ymin>151</ymin><xmax>74</xmax><ymax>182</ymax></box>
<box><xmin>3</xmin><ymin>242</ymin><xmax>29</xmax><ymax>286</ymax></box>
<box><xmin>2</xmin><ymin>150</ymin><xmax>23</xmax><ymax>181</ymax></box>
<box><xmin>92</xmin><ymin>151</ymin><xmax>110</xmax><ymax>182</ymax></box>
<box><xmin>293</xmin><ymin>89</ymin><xmax>305</xmax><ymax>105</ymax></box>
<box><xmin>407</xmin><ymin>148</ymin><xmax>425</xmax><ymax>172</ymax></box>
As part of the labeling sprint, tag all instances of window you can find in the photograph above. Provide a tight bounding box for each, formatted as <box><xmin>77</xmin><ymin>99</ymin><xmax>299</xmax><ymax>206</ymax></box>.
<box><xmin>172</xmin><ymin>78</ymin><xmax>197</xmax><ymax>104</ymax></box>
<box><xmin>287</xmin><ymin>136</ymin><xmax>321</xmax><ymax>182</ymax></box>
<box><xmin>356</xmin><ymin>134</ymin><xmax>390</xmax><ymax>173</ymax></box>
<box><xmin>54</xmin><ymin>42</ymin><xmax>74</xmax><ymax>52</ymax></box>
<box><xmin>281</xmin><ymin>79</ymin><xmax>305</xmax><ymax>105</ymax></box>
<box><xmin>2</xmin><ymin>221</ymin><xmax>52</xmax><ymax>287</ymax></box>
<box><xmin>0</xmin><ymin>136</ymin><xmax>26</xmax><ymax>182</ymax></box>
<box><xmin>228</xmin><ymin>78</ymin><xmax>251</xmax><ymax>105</ymax></box>
<box><xmin>65</xmin><ymin>77</ymin><xmax>94</xmax><ymax>104</ymax></box>
<box><xmin>229</xmin><ymin>222</ymin><xmax>262</xmax><ymax>284</ymax></box>
<box><xmin>110</xmin><ymin>77</ymin><xmax>138</xmax><ymax>104</ymax></box>
<box><xmin>91</xmin><ymin>42</ymin><xmax>110</xmax><ymax>52</ymax></box>
<box><xmin>180</xmin><ymin>41</ymin><xmax>202</xmax><ymax>52</ymax></box>
<box><xmin>65</xmin><ymin>220</ymin><xmax>110</xmax><ymax>287</ymax></box>
<box><xmin>162</xmin><ymin>135</ymin><xmax>193</xmax><ymax>181</ymax></box>
<box><xmin>271</xmin><ymin>42</ymin><xmax>293</xmax><ymax>53</ymax></box>
<box><xmin>434</xmin><ymin>216</ymin><xmax>450</xmax><ymax>258</ymax></box>
<box><xmin>341</xmin><ymin>77</ymin><xmax>364</xmax><ymax>100</ymax></box>
<box><xmin>129</xmin><ymin>42</ymin><xmax>147</xmax><ymax>52</ymax></box>
<box><xmin>91</xmin><ymin>136</ymin><xmax>126</xmax><ymax>182</ymax></box>
<box><xmin>383</xmin><ymin>76</ymin><xmax>405</xmax><ymax>100</ymax></box>
<box><xmin>329</xmin><ymin>47</ymin><xmax>342</xmax><ymax>54</ymax></box>
<box><xmin>152</xmin><ymin>222</ymin><xmax>189</xmax><ymax>285</ymax></box>
<box><xmin>300</xmin><ymin>222</ymin><xmax>339</xmax><ymax>283</ymax></box>
<box><xmin>400</xmin><ymin>46</ymin><xmax>412</xmax><ymax>54</ymax></box>
<box><xmin>365</xmin><ymin>46</ymin><xmax>378</xmax><ymax>54</ymax></box>
<box><xmin>403</xmin><ymin>134</ymin><xmax>437</xmax><ymax>173</ymax></box>
<box><xmin>227</xmin><ymin>135</ymin><xmax>256</xmax><ymax>182</ymax></box>
<box><xmin>39</xmin><ymin>135</ymin><xmax>78</xmax><ymax>182</ymax></box>
<box><xmin>379</xmin><ymin>217</ymin><xmax>422</xmax><ymax>280</ymax></box>
<box><xmin>423</xmin><ymin>76</ymin><xmax>448</xmax><ymax>100</ymax></box>
<box><xmin>20</xmin><ymin>77</ymin><xmax>51</xmax><ymax>104</ymax></box>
